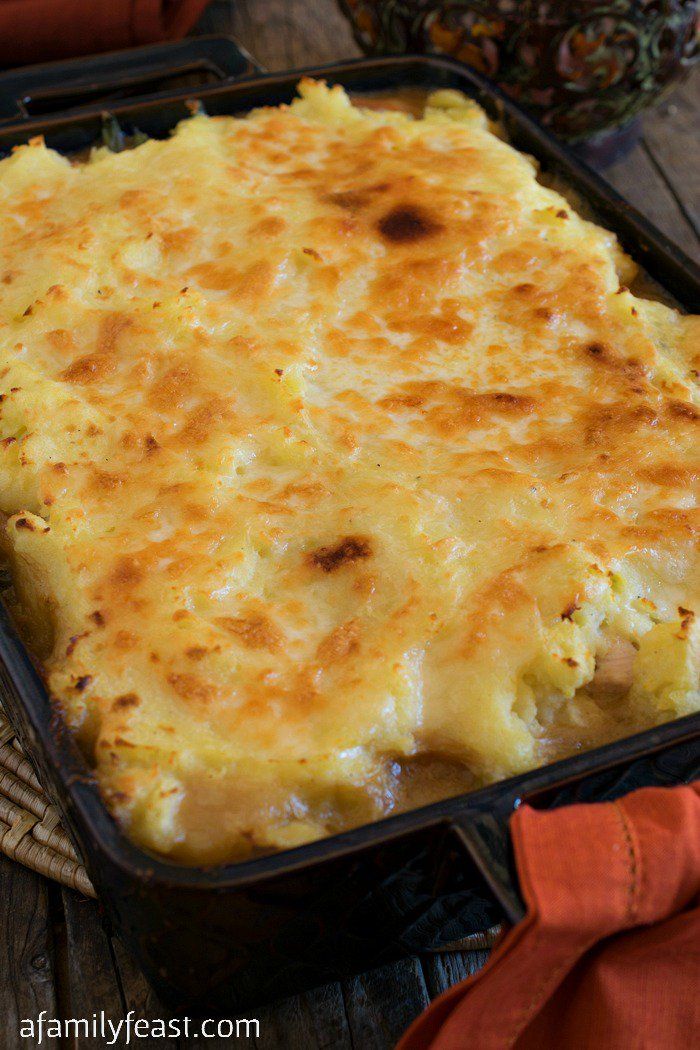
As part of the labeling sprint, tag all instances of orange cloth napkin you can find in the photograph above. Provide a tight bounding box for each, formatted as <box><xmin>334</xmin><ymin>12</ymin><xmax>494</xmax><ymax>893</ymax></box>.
<box><xmin>0</xmin><ymin>0</ymin><xmax>210</xmax><ymax>66</ymax></box>
<box><xmin>400</xmin><ymin>783</ymin><xmax>700</xmax><ymax>1050</ymax></box>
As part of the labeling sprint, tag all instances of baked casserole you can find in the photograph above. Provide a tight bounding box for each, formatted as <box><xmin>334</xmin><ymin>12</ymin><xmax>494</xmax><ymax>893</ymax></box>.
<box><xmin>0</xmin><ymin>81</ymin><xmax>697</xmax><ymax>863</ymax></box>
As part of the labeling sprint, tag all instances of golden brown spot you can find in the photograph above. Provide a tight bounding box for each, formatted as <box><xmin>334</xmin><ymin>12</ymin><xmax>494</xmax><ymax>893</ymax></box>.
<box><xmin>60</xmin><ymin>353</ymin><xmax>116</xmax><ymax>385</ymax></box>
<box><xmin>119</xmin><ymin>190</ymin><xmax>145</xmax><ymax>209</ymax></box>
<box><xmin>112</xmin><ymin>693</ymin><xmax>140</xmax><ymax>710</ymax></box>
<box><xmin>114</xmin><ymin>630</ymin><xmax>138</xmax><ymax>651</ymax></box>
<box><xmin>253</xmin><ymin>216</ymin><xmax>286</xmax><ymax>236</ymax></box>
<box><xmin>381</xmin><ymin>381</ymin><xmax>537</xmax><ymax>433</ymax></box>
<box><xmin>378</xmin><ymin>205</ymin><xmax>442</xmax><ymax>244</ymax></box>
<box><xmin>316</xmin><ymin>620</ymin><xmax>361</xmax><ymax>664</ymax></box>
<box><xmin>179</xmin><ymin>397</ymin><xmax>232</xmax><ymax>445</ymax></box>
<box><xmin>109</xmin><ymin>555</ymin><xmax>144</xmax><ymax>589</ymax></box>
<box><xmin>160</xmin><ymin>227</ymin><xmax>196</xmax><ymax>253</ymax></box>
<box><xmin>668</xmin><ymin>400</ymin><xmax>699</xmax><ymax>422</ymax></box>
<box><xmin>324</xmin><ymin>190</ymin><xmax>368</xmax><ymax>211</ymax></box>
<box><xmin>98</xmin><ymin>312</ymin><xmax>131</xmax><ymax>354</ymax></box>
<box><xmin>185</xmin><ymin>646</ymin><xmax>210</xmax><ymax>661</ymax></box>
<box><xmin>641</xmin><ymin>464</ymin><xmax>699</xmax><ymax>488</ymax></box>
<box><xmin>89</xmin><ymin>469</ymin><xmax>124</xmax><ymax>493</ymax></box>
<box><xmin>47</xmin><ymin>329</ymin><xmax>75</xmax><ymax>353</ymax></box>
<box><xmin>216</xmin><ymin>613</ymin><xmax>283</xmax><ymax>651</ymax></box>
<box><xmin>148</xmin><ymin>366</ymin><xmax>194</xmax><ymax>411</ymax></box>
<box><xmin>166</xmin><ymin>672</ymin><xmax>217</xmax><ymax>705</ymax></box>
<box><xmin>310</xmin><ymin>536</ymin><xmax>373</xmax><ymax>573</ymax></box>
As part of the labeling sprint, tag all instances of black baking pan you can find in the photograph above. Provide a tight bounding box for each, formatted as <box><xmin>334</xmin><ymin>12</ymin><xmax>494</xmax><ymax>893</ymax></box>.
<box><xmin>0</xmin><ymin>37</ymin><xmax>698</xmax><ymax>1013</ymax></box>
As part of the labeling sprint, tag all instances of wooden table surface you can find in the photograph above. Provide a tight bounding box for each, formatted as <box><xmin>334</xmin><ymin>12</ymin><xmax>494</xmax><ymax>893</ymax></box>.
<box><xmin>1</xmin><ymin>2</ymin><xmax>698</xmax><ymax>1048</ymax></box>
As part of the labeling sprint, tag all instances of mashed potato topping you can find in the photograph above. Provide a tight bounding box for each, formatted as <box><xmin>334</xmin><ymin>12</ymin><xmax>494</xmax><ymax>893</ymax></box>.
<box><xmin>0</xmin><ymin>81</ymin><xmax>697</xmax><ymax>861</ymax></box>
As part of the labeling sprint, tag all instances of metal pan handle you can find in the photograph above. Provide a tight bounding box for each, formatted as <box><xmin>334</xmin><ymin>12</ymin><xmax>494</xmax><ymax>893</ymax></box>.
<box><xmin>450</xmin><ymin>723</ymin><xmax>700</xmax><ymax>928</ymax></box>
<box><xmin>0</xmin><ymin>36</ymin><xmax>261</xmax><ymax>125</ymax></box>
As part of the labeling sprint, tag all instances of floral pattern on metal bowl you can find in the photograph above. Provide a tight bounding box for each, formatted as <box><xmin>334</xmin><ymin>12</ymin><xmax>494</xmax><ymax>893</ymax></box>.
<box><xmin>338</xmin><ymin>0</ymin><xmax>699</xmax><ymax>139</ymax></box>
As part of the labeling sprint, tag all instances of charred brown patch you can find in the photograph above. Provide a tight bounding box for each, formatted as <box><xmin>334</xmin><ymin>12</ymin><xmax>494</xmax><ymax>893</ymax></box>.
<box><xmin>74</xmin><ymin>675</ymin><xmax>93</xmax><ymax>692</ymax></box>
<box><xmin>310</xmin><ymin>536</ymin><xmax>372</xmax><ymax>573</ymax></box>
<box><xmin>561</xmin><ymin>603</ymin><xmax>579</xmax><ymax>621</ymax></box>
<box><xmin>144</xmin><ymin>434</ymin><xmax>160</xmax><ymax>453</ymax></box>
<box><xmin>377</xmin><ymin>205</ymin><xmax>442</xmax><ymax>244</ymax></box>
<box><xmin>14</xmin><ymin>515</ymin><xmax>49</xmax><ymax>533</ymax></box>
<box><xmin>583</xmin><ymin>341</ymin><xmax>646</xmax><ymax>381</ymax></box>
<box><xmin>216</xmin><ymin>613</ymin><xmax>283</xmax><ymax>652</ymax></box>
<box><xmin>66</xmin><ymin>632</ymin><xmax>88</xmax><ymax>657</ymax></box>
<box><xmin>112</xmin><ymin>692</ymin><xmax>140</xmax><ymax>710</ymax></box>
<box><xmin>90</xmin><ymin>610</ymin><xmax>106</xmax><ymax>627</ymax></box>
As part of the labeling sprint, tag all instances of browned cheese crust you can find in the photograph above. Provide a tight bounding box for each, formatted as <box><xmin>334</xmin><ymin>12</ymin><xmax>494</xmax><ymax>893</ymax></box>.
<box><xmin>0</xmin><ymin>81</ymin><xmax>697</xmax><ymax>861</ymax></box>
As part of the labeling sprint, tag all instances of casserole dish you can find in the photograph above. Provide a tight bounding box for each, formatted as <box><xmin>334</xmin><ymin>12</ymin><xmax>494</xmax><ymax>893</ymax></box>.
<box><xmin>0</xmin><ymin>38</ymin><xmax>698</xmax><ymax>1011</ymax></box>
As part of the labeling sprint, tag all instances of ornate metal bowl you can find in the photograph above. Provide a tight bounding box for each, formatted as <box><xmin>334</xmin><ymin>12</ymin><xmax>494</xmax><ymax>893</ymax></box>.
<box><xmin>339</xmin><ymin>0</ymin><xmax>699</xmax><ymax>139</ymax></box>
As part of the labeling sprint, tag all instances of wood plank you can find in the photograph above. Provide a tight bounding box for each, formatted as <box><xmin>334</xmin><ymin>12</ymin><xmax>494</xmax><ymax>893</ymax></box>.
<box><xmin>109</xmin><ymin>934</ymin><xmax>183</xmax><ymax>1047</ymax></box>
<box><xmin>111</xmin><ymin>935</ymin><xmax>258</xmax><ymax>1049</ymax></box>
<box><xmin>60</xmin><ymin>890</ymin><xmax>126</xmax><ymax>1048</ymax></box>
<box><xmin>256</xmin><ymin>983</ymin><xmax>352</xmax><ymax>1050</ymax></box>
<box><xmin>641</xmin><ymin>73</ymin><xmax>700</xmax><ymax>242</ymax></box>
<box><xmin>196</xmin><ymin>0</ymin><xmax>360</xmax><ymax>71</ymax></box>
<box><xmin>421</xmin><ymin>949</ymin><xmax>490</xmax><ymax>1000</ymax></box>
<box><xmin>342</xmin><ymin>957</ymin><xmax>430</xmax><ymax>1050</ymax></box>
<box><xmin>598</xmin><ymin>138</ymin><xmax>699</xmax><ymax>262</ymax></box>
<box><xmin>0</xmin><ymin>855</ymin><xmax>60</xmax><ymax>1049</ymax></box>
